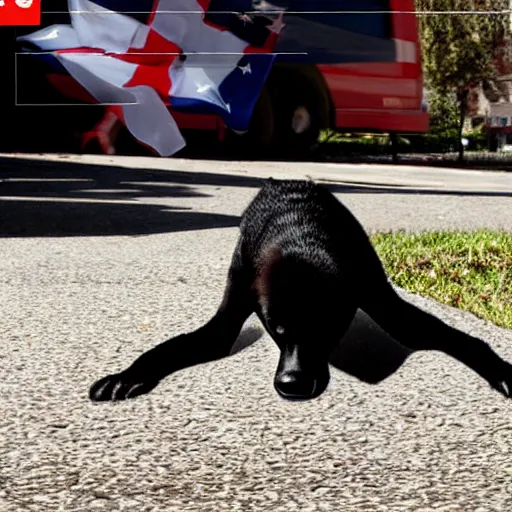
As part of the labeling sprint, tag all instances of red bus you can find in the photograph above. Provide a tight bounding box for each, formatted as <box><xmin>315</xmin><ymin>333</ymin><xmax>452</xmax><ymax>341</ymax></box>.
<box><xmin>6</xmin><ymin>0</ymin><xmax>428</xmax><ymax>156</ymax></box>
<box><xmin>174</xmin><ymin>0</ymin><xmax>429</xmax><ymax>153</ymax></box>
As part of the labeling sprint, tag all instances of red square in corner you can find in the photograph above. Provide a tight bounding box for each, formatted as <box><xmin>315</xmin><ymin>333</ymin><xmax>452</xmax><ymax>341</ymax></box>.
<box><xmin>0</xmin><ymin>0</ymin><xmax>41</xmax><ymax>26</ymax></box>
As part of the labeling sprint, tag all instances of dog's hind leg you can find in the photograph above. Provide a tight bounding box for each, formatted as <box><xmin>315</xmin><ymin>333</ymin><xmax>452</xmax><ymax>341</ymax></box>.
<box><xmin>360</xmin><ymin>276</ymin><xmax>512</xmax><ymax>399</ymax></box>
<box><xmin>89</xmin><ymin>241</ymin><xmax>255</xmax><ymax>402</ymax></box>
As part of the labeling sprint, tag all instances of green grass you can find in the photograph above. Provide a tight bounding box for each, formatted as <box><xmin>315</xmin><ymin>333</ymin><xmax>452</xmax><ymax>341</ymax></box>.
<box><xmin>318</xmin><ymin>130</ymin><xmax>410</xmax><ymax>146</ymax></box>
<box><xmin>370</xmin><ymin>230</ymin><xmax>512</xmax><ymax>329</ymax></box>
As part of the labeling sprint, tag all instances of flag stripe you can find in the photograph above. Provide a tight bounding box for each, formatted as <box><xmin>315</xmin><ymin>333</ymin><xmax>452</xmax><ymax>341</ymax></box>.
<box><xmin>123</xmin><ymin>29</ymin><xmax>179</xmax><ymax>104</ymax></box>
<box><xmin>17</xmin><ymin>0</ymin><xmax>281</xmax><ymax>155</ymax></box>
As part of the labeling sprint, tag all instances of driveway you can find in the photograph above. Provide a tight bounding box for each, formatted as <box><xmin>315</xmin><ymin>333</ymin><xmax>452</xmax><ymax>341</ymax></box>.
<box><xmin>1</xmin><ymin>154</ymin><xmax>511</xmax><ymax>511</ymax></box>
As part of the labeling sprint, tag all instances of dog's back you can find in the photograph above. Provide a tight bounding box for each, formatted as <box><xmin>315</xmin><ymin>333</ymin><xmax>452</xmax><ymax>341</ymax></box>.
<box><xmin>240</xmin><ymin>179</ymin><xmax>374</xmax><ymax>276</ymax></box>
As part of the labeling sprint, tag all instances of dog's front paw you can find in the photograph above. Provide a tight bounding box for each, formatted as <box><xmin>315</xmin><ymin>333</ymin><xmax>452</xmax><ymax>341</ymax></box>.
<box><xmin>488</xmin><ymin>361</ymin><xmax>512</xmax><ymax>399</ymax></box>
<box><xmin>89</xmin><ymin>372</ymin><xmax>159</xmax><ymax>402</ymax></box>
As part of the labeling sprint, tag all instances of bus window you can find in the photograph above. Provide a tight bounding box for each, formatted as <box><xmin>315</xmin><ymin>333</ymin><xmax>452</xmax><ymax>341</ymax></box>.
<box><xmin>273</xmin><ymin>0</ymin><xmax>396</xmax><ymax>64</ymax></box>
<box><xmin>282</xmin><ymin>0</ymin><xmax>392</xmax><ymax>40</ymax></box>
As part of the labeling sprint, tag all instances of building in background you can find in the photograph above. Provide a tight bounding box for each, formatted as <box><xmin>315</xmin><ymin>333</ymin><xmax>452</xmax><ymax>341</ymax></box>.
<box><xmin>478</xmin><ymin>0</ymin><xmax>512</xmax><ymax>150</ymax></box>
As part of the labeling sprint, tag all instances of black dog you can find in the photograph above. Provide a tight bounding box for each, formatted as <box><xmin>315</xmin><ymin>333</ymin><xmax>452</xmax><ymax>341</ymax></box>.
<box><xmin>90</xmin><ymin>179</ymin><xmax>512</xmax><ymax>402</ymax></box>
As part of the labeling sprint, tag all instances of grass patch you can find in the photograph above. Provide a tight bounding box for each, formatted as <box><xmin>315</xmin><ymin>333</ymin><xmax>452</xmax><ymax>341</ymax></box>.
<box><xmin>370</xmin><ymin>230</ymin><xmax>512</xmax><ymax>329</ymax></box>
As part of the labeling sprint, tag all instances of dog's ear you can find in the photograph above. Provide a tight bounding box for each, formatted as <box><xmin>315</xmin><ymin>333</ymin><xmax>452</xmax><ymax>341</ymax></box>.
<box><xmin>253</xmin><ymin>245</ymin><xmax>282</xmax><ymax>299</ymax></box>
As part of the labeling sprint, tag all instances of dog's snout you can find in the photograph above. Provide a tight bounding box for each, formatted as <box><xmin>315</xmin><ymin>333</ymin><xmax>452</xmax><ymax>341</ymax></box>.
<box><xmin>274</xmin><ymin>371</ymin><xmax>318</xmax><ymax>400</ymax></box>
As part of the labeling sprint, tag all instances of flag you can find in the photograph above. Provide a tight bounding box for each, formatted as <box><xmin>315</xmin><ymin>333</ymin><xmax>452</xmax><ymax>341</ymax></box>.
<box><xmin>16</xmin><ymin>0</ymin><xmax>284</xmax><ymax>156</ymax></box>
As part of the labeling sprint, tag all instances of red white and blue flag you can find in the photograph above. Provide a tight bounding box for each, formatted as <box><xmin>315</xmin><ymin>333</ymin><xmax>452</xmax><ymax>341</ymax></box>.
<box><xmin>17</xmin><ymin>0</ymin><xmax>285</xmax><ymax>155</ymax></box>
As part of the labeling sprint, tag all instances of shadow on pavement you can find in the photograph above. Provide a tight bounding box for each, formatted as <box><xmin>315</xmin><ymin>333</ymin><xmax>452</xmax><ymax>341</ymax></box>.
<box><xmin>0</xmin><ymin>200</ymin><xmax>241</xmax><ymax>237</ymax></box>
<box><xmin>326</xmin><ymin>181</ymin><xmax>512</xmax><ymax>197</ymax></box>
<box><xmin>3</xmin><ymin>155</ymin><xmax>511</xmax><ymax>201</ymax></box>
<box><xmin>329</xmin><ymin>309</ymin><xmax>411</xmax><ymax>384</ymax></box>
<box><xmin>3</xmin><ymin>154</ymin><xmax>511</xmax><ymax>237</ymax></box>
<box><xmin>0</xmin><ymin>155</ymin><xmax>264</xmax><ymax>200</ymax></box>
<box><xmin>0</xmin><ymin>155</ymin><xmax>254</xmax><ymax>237</ymax></box>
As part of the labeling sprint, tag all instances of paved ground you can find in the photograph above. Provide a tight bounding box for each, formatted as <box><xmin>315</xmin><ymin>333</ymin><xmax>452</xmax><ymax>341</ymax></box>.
<box><xmin>1</xmin><ymin>154</ymin><xmax>512</xmax><ymax>511</ymax></box>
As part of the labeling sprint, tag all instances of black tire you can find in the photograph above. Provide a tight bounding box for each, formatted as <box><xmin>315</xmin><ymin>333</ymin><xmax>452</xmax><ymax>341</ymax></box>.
<box><xmin>268</xmin><ymin>71</ymin><xmax>331</xmax><ymax>158</ymax></box>
<box><xmin>223</xmin><ymin>84</ymin><xmax>275</xmax><ymax>158</ymax></box>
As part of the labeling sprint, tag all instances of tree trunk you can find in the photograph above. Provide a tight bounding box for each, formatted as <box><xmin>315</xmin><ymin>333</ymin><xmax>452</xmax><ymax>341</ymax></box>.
<box><xmin>457</xmin><ymin>90</ymin><xmax>469</xmax><ymax>163</ymax></box>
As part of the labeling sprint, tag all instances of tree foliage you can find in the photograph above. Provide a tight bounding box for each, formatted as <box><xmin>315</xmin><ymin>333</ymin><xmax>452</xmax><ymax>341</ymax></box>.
<box><xmin>427</xmin><ymin>90</ymin><xmax>459</xmax><ymax>133</ymax></box>
<box><xmin>416</xmin><ymin>0</ymin><xmax>509</xmax><ymax>158</ymax></box>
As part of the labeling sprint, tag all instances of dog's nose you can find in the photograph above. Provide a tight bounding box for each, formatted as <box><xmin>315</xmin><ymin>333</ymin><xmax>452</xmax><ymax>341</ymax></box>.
<box><xmin>274</xmin><ymin>372</ymin><xmax>317</xmax><ymax>400</ymax></box>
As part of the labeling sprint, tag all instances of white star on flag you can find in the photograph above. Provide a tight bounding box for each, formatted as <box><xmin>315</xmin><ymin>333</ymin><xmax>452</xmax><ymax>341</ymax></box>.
<box><xmin>238</xmin><ymin>62</ymin><xmax>252</xmax><ymax>75</ymax></box>
<box><xmin>196</xmin><ymin>83</ymin><xmax>212</xmax><ymax>94</ymax></box>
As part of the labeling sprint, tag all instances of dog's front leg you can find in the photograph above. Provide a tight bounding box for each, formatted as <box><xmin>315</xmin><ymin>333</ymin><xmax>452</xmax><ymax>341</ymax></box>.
<box><xmin>89</xmin><ymin>251</ymin><xmax>255</xmax><ymax>402</ymax></box>
<box><xmin>361</xmin><ymin>279</ymin><xmax>512</xmax><ymax>399</ymax></box>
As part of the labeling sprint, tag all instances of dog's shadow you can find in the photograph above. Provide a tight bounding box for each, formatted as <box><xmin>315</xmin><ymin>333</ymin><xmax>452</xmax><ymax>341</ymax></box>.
<box><xmin>328</xmin><ymin>309</ymin><xmax>412</xmax><ymax>383</ymax></box>
<box><xmin>230</xmin><ymin>310</ymin><xmax>411</xmax><ymax>384</ymax></box>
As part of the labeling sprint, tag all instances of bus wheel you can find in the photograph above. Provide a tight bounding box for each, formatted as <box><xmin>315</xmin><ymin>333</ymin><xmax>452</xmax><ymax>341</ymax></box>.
<box><xmin>269</xmin><ymin>76</ymin><xmax>329</xmax><ymax>157</ymax></box>
<box><xmin>223</xmin><ymin>84</ymin><xmax>275</xmax><ymax>158</ymax></box>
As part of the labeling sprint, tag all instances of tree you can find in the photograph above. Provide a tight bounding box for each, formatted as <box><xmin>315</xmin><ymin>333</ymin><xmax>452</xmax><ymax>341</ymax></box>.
<box><xmin>416</xmin><ymin>0</ymin><xmax>509</xmax><ymax>161</ymax></box>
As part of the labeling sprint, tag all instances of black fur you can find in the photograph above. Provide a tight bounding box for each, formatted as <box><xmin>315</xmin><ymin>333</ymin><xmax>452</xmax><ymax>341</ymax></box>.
<box><xmin>90</xmin><ymin>179</ymin><xmax>512</xmax><ymax>402</ymax></box>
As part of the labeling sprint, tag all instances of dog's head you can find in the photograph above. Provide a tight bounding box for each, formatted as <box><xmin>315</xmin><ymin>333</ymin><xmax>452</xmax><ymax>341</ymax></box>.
<box><xmin>254</xmin><ymin>247</ymin><xmax>349</xmax><ymax>401</ymax></box>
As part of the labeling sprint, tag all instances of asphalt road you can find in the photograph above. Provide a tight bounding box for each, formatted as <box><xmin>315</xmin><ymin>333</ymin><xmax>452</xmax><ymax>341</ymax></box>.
<box><xmin>1</xmin><ymin>154</ymin><xmax>512</xmax><ymax>511</ymax></box>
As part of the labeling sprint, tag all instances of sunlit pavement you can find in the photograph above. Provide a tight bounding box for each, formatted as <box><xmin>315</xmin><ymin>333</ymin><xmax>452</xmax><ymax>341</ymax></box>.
<box><xmin>1</xmin><ymin>153</ymin><xmax>511</xmax><ymax>511</ymax></box>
